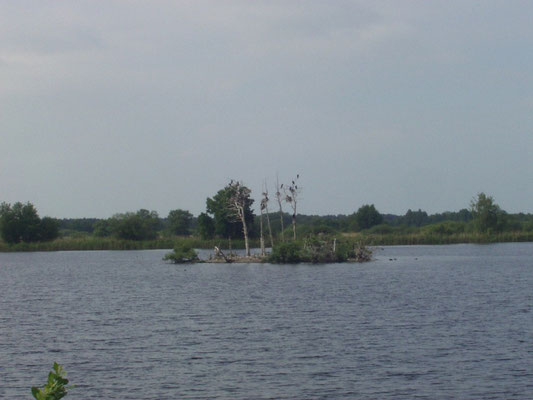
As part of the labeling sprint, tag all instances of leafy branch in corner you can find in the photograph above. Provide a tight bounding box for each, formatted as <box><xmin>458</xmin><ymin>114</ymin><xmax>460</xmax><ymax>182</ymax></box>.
<box><xmin>31</xmin><ymin>362</ymin><xmax>71</xmax><ymax>400</ymax></box>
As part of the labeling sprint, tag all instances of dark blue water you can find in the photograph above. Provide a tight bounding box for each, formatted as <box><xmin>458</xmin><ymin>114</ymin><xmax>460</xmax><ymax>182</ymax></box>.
<box><xmin>1</xmin><ymin>243</ymin><xmax>532</xmax><ymax>399</ymax></box>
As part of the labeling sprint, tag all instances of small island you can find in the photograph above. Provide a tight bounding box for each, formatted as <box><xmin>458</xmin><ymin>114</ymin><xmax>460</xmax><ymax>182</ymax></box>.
<box><xmin>163</xmin><ymin>235</ymin><xmax>373</xmax><ymax>264</ymax></box>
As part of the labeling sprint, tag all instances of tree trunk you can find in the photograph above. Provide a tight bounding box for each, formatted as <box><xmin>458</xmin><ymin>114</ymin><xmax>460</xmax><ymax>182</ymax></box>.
<box><xmin>276</xmin><ymin>176</ymin><xmax>284</xmax><ymax>242</ymax></box>
<box><xmin>265</xmin><ymin>209</ymin><xmax>274</xmax><ymax>249</ymax></box>
<box><xmin>240</xmin><ymin>213</ymin><xmax>250</xmax><ymax>257</ymax></box>
<box><xmin>259</xmin><ymin>209</ymin><xmax>265</xmax><ymax>256</ymax></box>
<box><xmin>292</xmin><ymin>213</ymin><xmax>296</xmax><ymax>240</ymax></box>
<box><xmin>215</xmin><ymin>246</ymin><xmax>232</xmax><ymax>263</ymax></box>
<box><xmin>278</xmin><ymin>205</ymin><xmax>285</xmax><ymax>242</ymax></box>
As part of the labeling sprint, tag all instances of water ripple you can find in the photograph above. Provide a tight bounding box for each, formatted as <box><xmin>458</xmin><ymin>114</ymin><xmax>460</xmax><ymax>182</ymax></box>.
<box><xmin>1</xmin><ymin>244</ymin><xmax>533</xmax><ymax>398</ymax></box>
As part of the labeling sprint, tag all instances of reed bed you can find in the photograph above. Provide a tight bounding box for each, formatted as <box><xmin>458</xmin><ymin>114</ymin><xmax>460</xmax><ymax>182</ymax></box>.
<box><xmin>1</xmin><ymin>232</ymin><xmax>532</xmax><ymax>252</ymax></box>
<box><xmin>0</xmin><ymin>236</ymin><xmax>263</xmax><ymax>252</ymax></box>
<box><xmin>343</xmin><ymin>231</ymin><xmax>533</xmax><ymax>246</ymax></box>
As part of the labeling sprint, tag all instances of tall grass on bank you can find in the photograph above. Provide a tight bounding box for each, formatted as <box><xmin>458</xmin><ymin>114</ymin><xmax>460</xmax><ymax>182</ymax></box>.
<box><xmin>342</xmin><ymin>231</ymin><xmax>533</xmax><ymax>245</ymax></box>
<box><xmin>1</xmin><ymin>231</ymin><xmax>532</xmax><ymax>252</ymax></box>
<box><xmin>0</xmin><ymin>236</ymin><xmax>262</xmax><ymax>252</ymax></box>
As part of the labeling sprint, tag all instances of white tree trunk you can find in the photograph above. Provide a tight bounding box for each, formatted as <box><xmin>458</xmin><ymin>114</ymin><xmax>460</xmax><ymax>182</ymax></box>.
<box><xmin>265</xmin><ymin>208</ymin><xmax>274</xmax><ymax>248</ymax></box>
<box><xmin>276</xmin><ymin>176</ymin><xmax>284</xmax><ymax>242</ymax></box>
<box><xmin>291</xmin><ymin>202</ymin><xmax>297</xmax><ymax>240</ymax></box>
<box><xmin>259</xmin><ymin>209</ymin><xmax>265</xmax><ymax>256</ymax></box>
<box><xmin>278</xmin><ymin>201</ymin><xmax>285</xmax><ymax>242</ymax></box>
<box><xmin>241</xmin><ymin>212</ymin><xmax>250</xmax><ymax>257</ymax></box>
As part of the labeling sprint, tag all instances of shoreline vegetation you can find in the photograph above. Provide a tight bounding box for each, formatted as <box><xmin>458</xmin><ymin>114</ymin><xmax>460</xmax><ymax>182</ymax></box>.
<box><xmin>1</xmin><ymin>230</ymin><xmax>532</xmax><ymax>253</ymax></box>
<box><xmin>2</xmin><ymin>188</ymin><xmax>533</xmax><ymax>254</ymax></box>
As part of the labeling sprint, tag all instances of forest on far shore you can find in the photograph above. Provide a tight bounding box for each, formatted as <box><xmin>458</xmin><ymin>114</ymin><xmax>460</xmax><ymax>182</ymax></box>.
<box><xmin>52</xmin><ymin>202</ymin><xmax>532</xmax><ymax>242</ymax></box>
<box><xmin>2</xmin><ymin>178</ymin><xmax>533</xmax><ymax>252</ymax></box>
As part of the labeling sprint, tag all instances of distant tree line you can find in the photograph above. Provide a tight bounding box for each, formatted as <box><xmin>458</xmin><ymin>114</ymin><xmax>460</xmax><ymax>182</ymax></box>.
<box><xmin>383</xmin><ymin>208</ymin><xmax>473</xmax><ymax>227</ymax></box>
<box><xmin>3</xmin><ymin>191</ymin><xmax>533</xmax><ymax>246</ymax></box>
<box><xmin>57</xmin><ymin>218</ymin><xmax>99</xmax><ymax>233</ymax></box>
<box><xmin>92</xmin><ymin>209</ymin><xmax>193</xmax><ymax>240</ymax></box>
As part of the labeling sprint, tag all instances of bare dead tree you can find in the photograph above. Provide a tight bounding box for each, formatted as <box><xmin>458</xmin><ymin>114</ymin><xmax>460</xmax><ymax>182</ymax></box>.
<box><xmin>284</xmin><ymin>174</ymin><xmax>300</xmax><ymax>240</ymax></box>
<box><xmin>262</xmin><ymin>180</ymin><xmax>274</xmax><ymax>249</ymax></box>
<box><xmin>259</xmin><ymin>198</ymin><xmax>266</xmax><ymax>256</ymax></box>
<box><xmin>275</xmin><ymin>174</ymin><xmax>285</xmax><ymax>242</ymax></box>
<box><xmin>227</xmin><ymin>180</ymin><xmax>251</xmax><ymax>257</ymax></box>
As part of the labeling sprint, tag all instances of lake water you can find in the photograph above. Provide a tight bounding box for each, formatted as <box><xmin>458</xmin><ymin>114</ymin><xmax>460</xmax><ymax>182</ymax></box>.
<box><xmin>1</xmin><ymin>243</ymin><xmax>532</xmax><ymax>399</ymax></box>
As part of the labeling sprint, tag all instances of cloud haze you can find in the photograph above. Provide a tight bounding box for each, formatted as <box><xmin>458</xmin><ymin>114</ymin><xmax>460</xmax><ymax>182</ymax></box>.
<box><xmin>1</xmin><ymin>1</ymin><xmax>532</xmax><ymax>218</ymax></box>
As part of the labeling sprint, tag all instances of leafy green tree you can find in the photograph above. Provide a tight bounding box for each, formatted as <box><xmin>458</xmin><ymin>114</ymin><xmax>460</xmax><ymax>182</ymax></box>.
<box><xmin>0</xmin><ymin>202</ymin><xmax>59</xmax><ymax>244</ymax></box>
<box><xmin>456</xmin><ymin>208</ymin><xmax>473</xmax><ymax>222</ymax></box>
<box><xmin>205</xmin><ymin>183</ymin><xmax>254</xmax><ymax>239</ymax></box>
<box><xmin>110</xmin><ymin>209</ymin><xmax>161</xmax><ymax>240</ymax></box>
<box><xmin>352</xmin><ymin>204</ymin><xmax>383</xmax><ymax>231</ymax></box>
<box><xmin>166</xmin><ymin>209</ymin><xmax>193</xmax><ymax>235</ymax></box>
<box><xmin>93</xmin><ymin>219</ymin><xmax>112</xmax><ymax>237</ymax></box>
<box><xmin>470</xmin><ymin>192</ymin><xmax>507</xmax><ymax>233</ymax></box>
<box><xmin>403</xmin><ymin>209</ymin><xmax>428</xmax><ymax>227</ymax></box>
<box><xmin>196</xmin><ymin>212</ymin><xmax>215</xmax><ymax>239</ymax></box>
<box><xmin>39</xmin><ymin>217</ymin><xmax>60</xmax><ymax>241</ymax></box>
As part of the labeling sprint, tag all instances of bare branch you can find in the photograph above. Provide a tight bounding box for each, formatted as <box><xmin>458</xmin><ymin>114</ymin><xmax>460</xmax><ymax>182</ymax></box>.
<box><xmin>283</xmin><ymin>174</ymin><xmax>301</xmax><ymax>240</ymax></box>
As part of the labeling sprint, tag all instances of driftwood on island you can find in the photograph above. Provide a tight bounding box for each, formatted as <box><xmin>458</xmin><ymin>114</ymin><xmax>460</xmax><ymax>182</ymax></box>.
<box><xmin>211</xmin><ymin>246</ymin><xmax>265</xmax><ymax>263</ymax></box>
<box><xmin>213</xmin><ymin>246</ymin><xmax>232</xmax><ymax>263</ymax></box>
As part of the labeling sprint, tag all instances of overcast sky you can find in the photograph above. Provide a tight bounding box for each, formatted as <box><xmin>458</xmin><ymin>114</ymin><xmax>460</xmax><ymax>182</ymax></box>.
<box><xmin>1</xmin><ymin>1</ymin><xmax>532</xmax><ymax>218</ymax></box>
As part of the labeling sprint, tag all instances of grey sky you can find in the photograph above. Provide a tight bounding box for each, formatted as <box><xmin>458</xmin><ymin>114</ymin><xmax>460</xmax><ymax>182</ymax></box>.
<box><xmin>1</xmin><ymin>1</ymin><xmax>532</xmax><ymax>218</ymax></box>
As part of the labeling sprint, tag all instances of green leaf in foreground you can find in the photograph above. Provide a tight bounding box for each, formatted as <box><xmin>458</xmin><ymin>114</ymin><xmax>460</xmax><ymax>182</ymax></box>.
<box><xmin>31</xmin><ymin>362</ymin><xmax>71</xmax><ymax>400</ymax></box>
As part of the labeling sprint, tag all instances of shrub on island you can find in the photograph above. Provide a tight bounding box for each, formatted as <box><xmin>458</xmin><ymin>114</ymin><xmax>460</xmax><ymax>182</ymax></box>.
<box><xmin>163</xmin><ymin>243</ymin><xmax>199</xmax><ymax>263</ymax></box>
<box><xmin>268</xmin><ymin>241</ymin><xmax>303</xmax><ymax>263</ymax></box>
<box><xmin>268</xmin><ymin>235</ymin><xmax>372</xmax><ymax>264</ymax></box>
